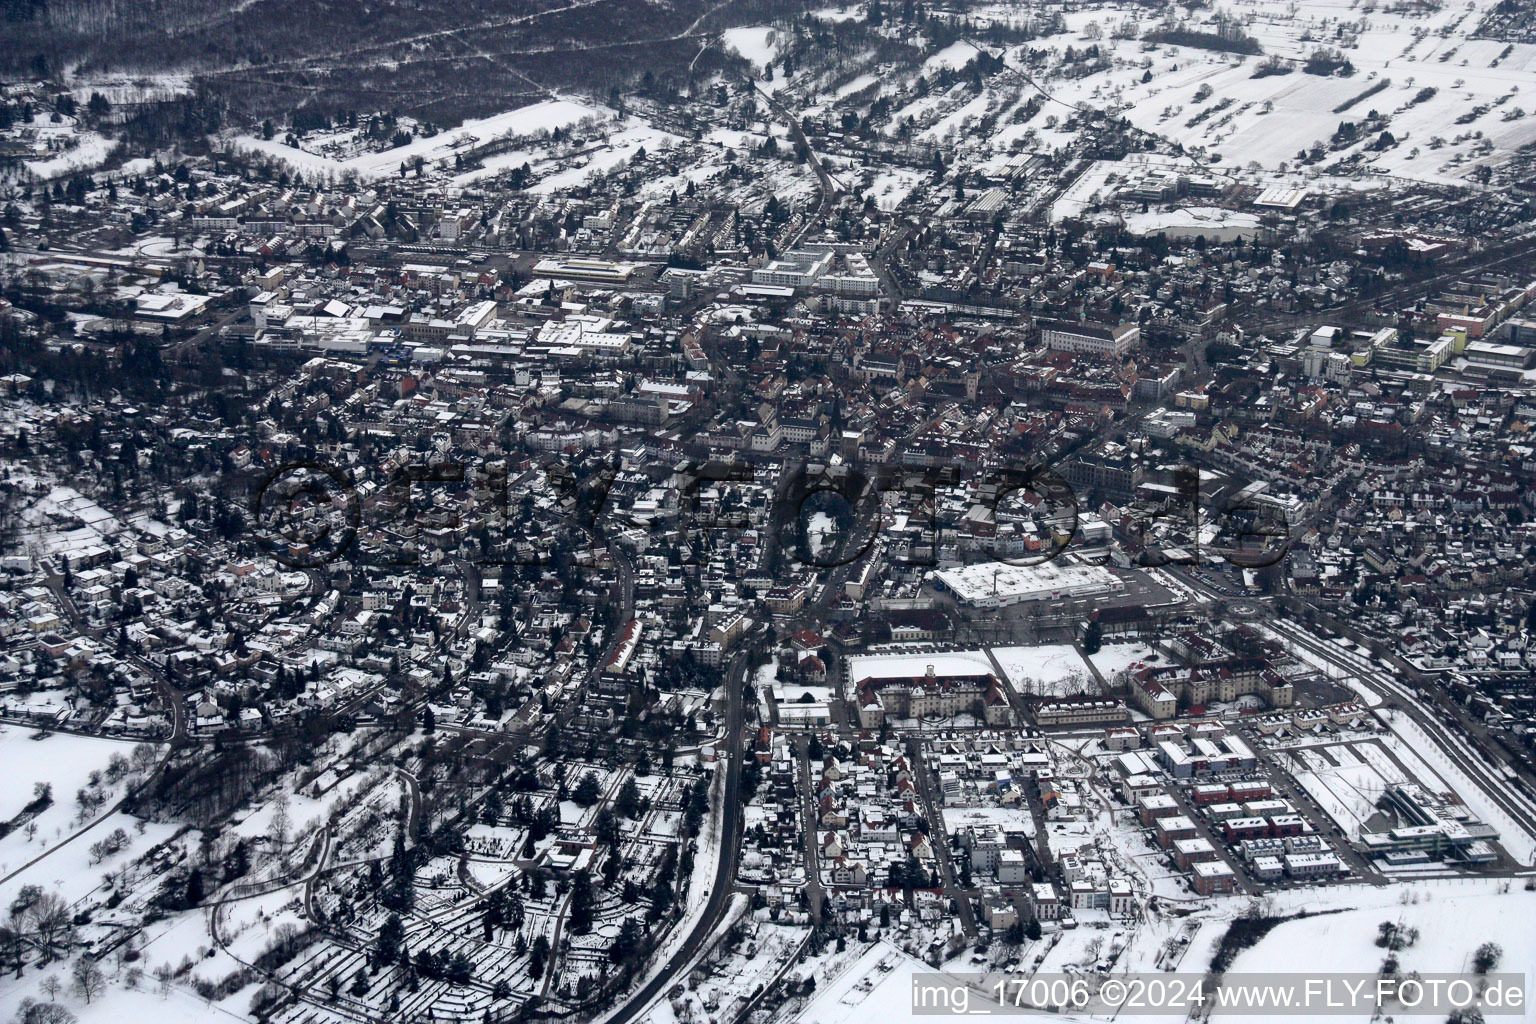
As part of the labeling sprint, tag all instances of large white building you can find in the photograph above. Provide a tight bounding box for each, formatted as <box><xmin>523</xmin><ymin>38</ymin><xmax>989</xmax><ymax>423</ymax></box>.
<box><xmin>822</xmin><ymin>251</ymin><xmax>882</xmax><ymax>296</ymax></box>
<box><xmin>536</xmin><ymin>315</ymin><xmax>632</xmax><ymax>358</ymax></box>
<box><xmin>751</xmin><ymin>249</ymin><xmax>835</xmax><ymax>289</ymax></box>
<box><xmin>530</xmin><ymin>257</ymin><xmax>637</xmax><ymax>284</ymax></box>
<box><xmin>931</xmin><ymin>560</ymin><xmax>1125</xmax><ymax>609</ymax></box>
<box><xmin>1038</xmin><ymin>318</ymin><xmax>1140</xmax><ymax>359</ymax></box>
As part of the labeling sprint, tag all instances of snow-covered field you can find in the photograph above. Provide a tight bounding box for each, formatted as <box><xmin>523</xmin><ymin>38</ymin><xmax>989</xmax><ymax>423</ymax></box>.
<box><xmin>1222</xmin><ymin>881</ymin><xmax>1536</xmax><ymax>1003</ymax></box>
<box><xmin>25</xmin><ymin>133</ymin><xmax>118</xmax><ymax>178</ymax></box>
<box><xmin>845</xmin><ymin>648</ymin><xmax>998</xmax><ymax>686</ymax></box>
<box><xmin>992</xmin><ymin>644</ymin><xmax>1096</xmax><ymax>698</ymax></box>
<box><xmin>723</xmin><ymin>26</ymin><xmax>783</xmax><ymax>73</ymax></box>
<box><xmin>231</xmin><ymin>98</ymin><xmax>608</xmax><ymax>180</ymax></box>
<box><xmin>0</xmin><ymin>728</ymin><xmax>166</xmax><ymax>903</ymax></box>
<box><xmin>866</xmin><ymin>168</ymin><xmax>926</xmax><ymax>210</ymax></box>
<box><xmin>1086</xmin><ymin>640</ymin><xmax>1161</xmax><ymax>685</ymax></box>
<box><xmin>1283</xmin><ymin>743</ymin><xmax>1392</xmax><ymax>841</ymax></box>
<box><xmin>527</xmin><ymin>125</ymin><xmax>681</xmax><ymax>194</ymax></box>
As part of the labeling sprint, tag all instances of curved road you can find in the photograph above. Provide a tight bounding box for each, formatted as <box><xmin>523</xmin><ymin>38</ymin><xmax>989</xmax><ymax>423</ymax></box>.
<box><xmin>599</xmin><ymin>651</ymin><xmax>747</xmax><ymax>1024</ymax></box>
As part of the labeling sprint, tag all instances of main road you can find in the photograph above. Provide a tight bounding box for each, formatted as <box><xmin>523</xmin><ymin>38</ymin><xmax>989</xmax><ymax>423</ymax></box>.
<box><xmin>599</xmin><ymin>649</ymin><xmax>749</xmax><ymax>1024</ymax></box>
<box><xmin>1174</xmin><ymin>569</ymin><xmax>1536</xmax><ymax>862</ymax></box>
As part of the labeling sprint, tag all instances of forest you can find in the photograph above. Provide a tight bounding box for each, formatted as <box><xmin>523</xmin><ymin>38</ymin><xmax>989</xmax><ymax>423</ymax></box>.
<box><xmin>2</xmin><ymin>0</ymin><xmax>810</xmax><ymax>129</ymax></box>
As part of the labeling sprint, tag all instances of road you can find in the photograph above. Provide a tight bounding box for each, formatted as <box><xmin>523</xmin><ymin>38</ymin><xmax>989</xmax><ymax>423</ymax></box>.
<box><xmin>1173</xmin><ymin>570</ymin><xmax>1536</xmax><ymax>866</ymax></box>
<box><xmin>795</xmin><ymin>737</ymin><xmax>826</xmax><ymax>923</ymax></box>
<box><xmin>751</xmin><ymin>79</ymin><xmax>839</xmax><ymax>250</ymax></box>
<box><xmin>909</xmin><ymin>737</ymin><xmax>979</xmax><ymax>938</ymax></box>
<box><xmin>41</xmin><ymin>563</ymin><xmax>188</xmax><ymax>743</ymax></box>
<box><xmin>599</xmin><ymin>649</ymin><xmax>748</xmax><ymax>1024</ymax></box>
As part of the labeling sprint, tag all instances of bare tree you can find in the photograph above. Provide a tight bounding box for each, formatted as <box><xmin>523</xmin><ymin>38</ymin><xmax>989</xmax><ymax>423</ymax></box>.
<box><xmin>70</xmin><ymin>957</ymin><xmax>104</xmax><ymax>1004</ymax></box>
<box><xmin>14</xmin><ymin>999</ymin><xmax>77</xmax><ymax>1024</ymax></box>
<box><xmin>24</xmin><ymin>890</ymin><xmax>73</xmax><ymax>963</ymax></box>
<box><xmin>269</xmin><ymin>794</ymin><xmax>291</xmax><ymax>858</ymax></box>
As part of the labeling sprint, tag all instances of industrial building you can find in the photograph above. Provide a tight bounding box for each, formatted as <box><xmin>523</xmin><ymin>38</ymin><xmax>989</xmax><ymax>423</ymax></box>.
<box><xmin>931</xmin><ymin>560</ymin><xmax>1125</xmax><ymax>610</ymax></box>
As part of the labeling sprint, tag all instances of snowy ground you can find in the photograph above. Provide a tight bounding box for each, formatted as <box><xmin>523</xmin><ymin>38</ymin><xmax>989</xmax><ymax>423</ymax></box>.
<box><xmin>791</xmin><ymin>939</ymin><xmax>1007</xmax><ymax>1024</ymax></box>
<box><xmin>1015</xmin><ymin>0</ymin><xmax>1536</xmax><ymax>185</ymax></box>
<box><xmin>1220</xmin><ymin>880</ymin><xmax>1536</xmax><ymax>1018</ymax></box>
<box><xmin>1281</xmin><ymin>743</ymin><xmax>1393</xmax><ymax>842</ymax></box>
<box><xmin>723</xmin><ymin>27</ymin><xmax>783</xmax><ymax>74</ymax></box>
<box><xmin>230</xmin><ymin>98</ymin><xmax>609</xmax><ymax>181</ymax></box>
<box><xmin>942</xmin><ymin>805</ymin><xmax>1037</xmax><ymax>840</ymax></box>
<box><xmin>1085</xmin><ymin>640</ymin><xmax>1161</xmax><ymax>685</ymax></box>
<box><xmin>991</xmin><ymin>644</ymin><xmax>1097</xmax><ymax>698</ymax></box>
<box><xmin>845</xmin><ymin>648</ymin><xmax>998</xmax><ymax>687</ymax></box>
<box><xmin>1378</xmin><ymin>712</ymin><xmax>1536</xmax><ymax>865</ymax></box>
<box><xmin>0</xmin><ymin>728</ymin><xmax>165</xmax><ymax>904</ymax></box>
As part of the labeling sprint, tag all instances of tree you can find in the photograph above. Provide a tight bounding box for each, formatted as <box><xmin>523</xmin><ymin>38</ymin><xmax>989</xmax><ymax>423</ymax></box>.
<box><xmin>375</xmin><ymin>913</ymin><xmax>405</xmax><ymax>966</ymax></box>
<box><xmin>19</xmin><ymin>889</ymin><xmax>72</xmax><ymax>962</ymax></box>
<box><xmin>1082</xmin><ymin>619</ymin><xmax>1102</xmax><ymax>655</ymax></box>
<box><xmin>15</xmin><ymin>1000</ymin><xmax>76</xmax><ymax>1024</ymax></box>
<box><xmin>70</xmin><ymin>958</ymin><xmax>104</xmax><ymax>1004</ymax></box>
<box><xmin>422</xmin><ymin>706</ymin><xmax>436</xmax><ymax>734</ymax></box>
<box><xmin>609</xmin><ymin>916</ymin><xmax>643</xmax><ymax>967</ymax></box>
<box><xmin>614</xmin><ymin>777</ymin><xmax>642</xmax><ymax>819</ymax></box>
<box><xmin>572</xmin><ymin>771</ymin><xmax>602</xmax><ymax>807</ymax></box>
<box><xmin>185</xmin><ymin>868</ymin><xmax>204</xmax><ymax>908</ymax></box>
<box><xmin>570</xmin><ymin>870</ymin><xmax>596</xmax><ymax>934</ymax></box>
<box><xmin>595</xmin><ymin>808</ymin><xmax>621</xmax><ymax>847</ymax></box>
<box><xmin>270</xmin><ymin>795</ymin><xmax>291</xmax><ymax>854</ymax></box>
<box><xmin>529</xmin><ymin>935</ymin><xmax>551</xmax><ymax>979</ymax></box>
<box><xmin>1473</xmin><ymin>942</ymin><xmax>1503</xmax><ymax>974</ymax></box>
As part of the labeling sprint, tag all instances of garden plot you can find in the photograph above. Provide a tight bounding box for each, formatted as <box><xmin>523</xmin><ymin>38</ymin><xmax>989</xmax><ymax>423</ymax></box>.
<box><xmin>526</xmin><ymin>124</ymin><xmax>681</xmax><ymax>195</ymax></box>
<box><xmin>0</xmin><ymin>807</ymin><xmax>181</xmax><ymax>909</ymax></box>
<box><xmin>865</xmin><ymin>168</ymin><xmax>926</xmax><ymax>210</ymax></box>
<box><xmin>934</xmin><ymin>0</ymin><xmax>1536</xmax><ymax>186</ymax></box>
<box><xmin>19</xmin><ymin>485</ymin><xmax>123</xmax><ymax>555</ymax></box>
